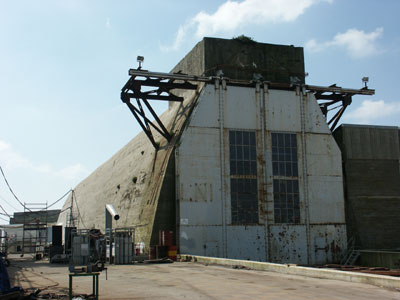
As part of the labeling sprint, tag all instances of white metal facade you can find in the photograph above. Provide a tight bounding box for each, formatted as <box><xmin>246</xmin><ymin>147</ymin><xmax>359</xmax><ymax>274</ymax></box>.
<box><xmin>176</xmin><ymin>81</ymin><xmax>346</xmax><ymax>265</ymax></box>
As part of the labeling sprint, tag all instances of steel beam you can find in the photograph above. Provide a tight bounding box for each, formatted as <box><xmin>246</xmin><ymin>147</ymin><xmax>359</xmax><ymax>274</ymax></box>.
<box><xmin>121</xmin><ymin>69</ymin><xmax>376</xmax><ymax>148</ymax></box>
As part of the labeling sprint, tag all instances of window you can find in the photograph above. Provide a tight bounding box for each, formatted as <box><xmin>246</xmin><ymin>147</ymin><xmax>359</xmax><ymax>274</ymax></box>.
<box><xmin>229</xmin><ymin>131</ymin><xmax>258</xmax><ymax>224</ymax></box>
<box><xmin>272</xmin><ymin>132</ymin><xmax>298</xmax><ymax>177</ymax></box>
<box><xmin>271</xmin><ymin>133</ymin><xmax>300</xmax><ymax>224</ymax></box>
<box><xmin>273</xmin><ymin>179</ymin><xmax>300</xmax><ymax>224</ymax></box>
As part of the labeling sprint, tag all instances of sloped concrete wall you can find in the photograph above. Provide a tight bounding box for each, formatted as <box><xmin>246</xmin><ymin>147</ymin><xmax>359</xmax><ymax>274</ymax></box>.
<box><xmin>58</xmin><ymin>87</ymin><xmax>202</xmax><ymax>249</ymax></box>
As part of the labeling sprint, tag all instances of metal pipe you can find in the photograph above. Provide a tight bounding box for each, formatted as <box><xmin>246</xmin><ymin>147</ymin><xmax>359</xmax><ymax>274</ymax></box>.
<box><xmin>106</xmin><ymin>204</ymin><xmax>120</xmax><ymax>221</ymax></box>
<box><xmin>105</xmin><ymin>204</ymin><xmax>119</xmax><ymax>264</ymax></box>
<box><xmin>299</xmin><ymin>86</ymin><xmax>311</xmax><ymax>265</ymax></box>
<box><xmin>260</xmin><ymin>82</ymin><xmax>270</xmax><ymax>261</ymax></box>
<box><xmin>222</xmin><ymin>79</ymin><xmax>228</xmax><ymax>258</ymax></box>
<box><xmin>217</xmin><ymin>78</ymin><xmax>227</xmax><ymax>258</ymax></box>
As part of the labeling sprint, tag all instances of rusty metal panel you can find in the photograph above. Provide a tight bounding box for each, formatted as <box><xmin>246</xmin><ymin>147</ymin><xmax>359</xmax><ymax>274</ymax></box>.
<box><xmin>308</xmin><ymin>175</ymin><xmax>345</xmax><ymax>224</ymax></box>
<box><xmin>227</xmin><ymin>225</ymin><xmax>266</xmax><ymax>261</ymax></box>
<box><xmin>269</xmin><ymin>225</ymin><xmax>308</xmax><ymax>264</ymax></box>
<box><xmin>310</xmin><ymin>224</ymin><xmax>346</xmax><ymax>265</ymax></box>
<box><xmin>305</xmin><ymin>93</ymin><xmax>331</xmax><ymax>134</ymax></box>
<box><xmin>305</xmin><ymin>133</ymin><xmax>343</xmax><ymax>176</ymax></box>
<box><xmin>177</xmin><ymin>82</ymin><xmax>348</xmax><ymax>265</ymax></box>
<box><xmin>179</xmin><ymin>225</ymin><xmax>223</xmax><ymax>257</ymax></box>
<box><xmin>224</xmin><ymin>86</ymin><xmax>258</xmax><ymax>129</ymax></box>
<box><xmin>305</xmin><ymin>131</ymin><xmax>345</xmax><ymax>224</ymax></box>
<box><xmin>180</xmin><ymin>199</ymin><xmax>221</xmax><ymax>226</ymax></box>
<box><xmin>266</xmin><ymin>90</ymin><xmax>301</xmax><ymax>132</ymax></box>
<box><xmin>178</xmin><ymin>126</ymin><xmax>222</xmax><ymax>226</ymax></box>
<box><xmin>190</xmin><ymin>85</ymin><xmax>220</xmax><ymax>128</ymax></box>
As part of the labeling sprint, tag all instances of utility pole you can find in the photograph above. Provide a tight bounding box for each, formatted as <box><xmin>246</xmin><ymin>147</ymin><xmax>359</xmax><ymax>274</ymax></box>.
<box><xmin>68</xmin><ymin>190</ymin><xmax>75</xmax><ymax>227</ymax></box>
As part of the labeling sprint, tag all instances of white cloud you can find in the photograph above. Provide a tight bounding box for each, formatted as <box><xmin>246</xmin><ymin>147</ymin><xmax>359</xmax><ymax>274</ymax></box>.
<box><xmin>162</xmin><ymin>0</ymin><xmax>330</xmax><ymax>51</ymax></box>
<box><xmin>306</xmin><ymin>27</ymin><xmax>383</xmax><ymax>58</ymax></box>
<box><xmin>160</xmin><ymin>24</ymin><xmax>190</xmax><ymax>52</ymax></box>
<box><xmin>0</xmin><ymin>140</ymin><xmax>31</xmax><ymax>170</ymax></box>
<box><xmin>343</xmin><ymin>99</ymin><xmax>400</xmax><ymax>123</ymax></box>
<box><xmin>56</xmin><ymin>163</ymin><xmax>89</xmax><ymax>180</ymax></box>
<box><xmin>0</xmin><ymin>139</ymin><xmax>89</xmax><ymax>181</ymax></box>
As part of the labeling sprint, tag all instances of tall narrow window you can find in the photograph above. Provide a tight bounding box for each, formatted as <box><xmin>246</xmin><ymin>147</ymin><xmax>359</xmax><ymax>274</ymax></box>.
<box><xmin>229</xmin><ymin>131</ymin><xmax>258</xmax><ymax>224</ymax></box>
<box><xmin>272</xmin><ymin>133</ymin><xmax>300</xmax><ymax>224</ymax></box>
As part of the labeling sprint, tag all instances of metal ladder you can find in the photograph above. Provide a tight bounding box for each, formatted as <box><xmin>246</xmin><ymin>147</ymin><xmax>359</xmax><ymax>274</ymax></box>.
<box><xmin>341</xmin><ymin>236</ymin><xmax>360</xmax><ymax>265</ymax></box>
<box><xmin>344</xmin><ymin>249</ymin><xmax>360</xmax><ymax>265</ymax></box>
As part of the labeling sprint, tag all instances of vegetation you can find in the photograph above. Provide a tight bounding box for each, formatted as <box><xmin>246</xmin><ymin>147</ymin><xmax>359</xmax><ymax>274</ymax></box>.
<box><xmin>233</xmin><ymin>35</ymin><xmax>256</xmax><ymax>43</ymax></box>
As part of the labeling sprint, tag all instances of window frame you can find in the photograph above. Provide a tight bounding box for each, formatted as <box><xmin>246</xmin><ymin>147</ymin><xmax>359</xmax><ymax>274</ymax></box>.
<box><xmin>271</xmin><ymin>132</ymin><xmax>300</xmax><ymax>224</ymax></box>
<box><xmin>229</xmin><ymin>130</ymin><xmax>259</xmax><ymax>225</ymax></box>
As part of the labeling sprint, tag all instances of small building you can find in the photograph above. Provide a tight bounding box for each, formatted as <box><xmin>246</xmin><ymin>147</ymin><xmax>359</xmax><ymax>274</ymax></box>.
<box><xmin>2</xmin><ymin>209</ymin><xmax>61</xmax><ymax>253</ymax></box>
<box><xmin>333</xmin><ymin>124</ymin><xmax>400</xmax><ymax>251</ymax></box>
<box><xmin>58</xmin><ymin>37</ymin><xmax>374</xmax><ymax>265</ymax></box>
<box><xmin>9</xmin><ymin>209</ymin><xmax>61</xmax><ymax>225</ymax></box>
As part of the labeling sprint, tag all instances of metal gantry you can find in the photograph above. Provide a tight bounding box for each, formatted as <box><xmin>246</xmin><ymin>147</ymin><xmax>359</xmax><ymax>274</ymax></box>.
<box><xmin>121</xmin><ymin>69</ymin><xmax>375</xmax><ymax>147</ymax></box>
<box><xmin>121</xmin><ymin>69</ymin><xmax>200</xmax><ymax>150</ymax></box>
<box><xmin>307</xmin><ymin>84</ymin><xmax>375</xmax><ymax>131</ymax></box>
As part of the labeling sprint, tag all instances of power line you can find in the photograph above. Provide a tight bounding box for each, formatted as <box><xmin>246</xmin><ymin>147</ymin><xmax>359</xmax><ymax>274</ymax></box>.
<box><xmin>0</xmin><ymin>203</ymin><xmax>10</xmax><ymax>217</ymax></box>
<box><xmin>0</xmin><ymin>194</ymin><xmax>19</xmax><ymax>211</ymax></box>
<box><xmin>72</xmin><ymin>190</ymin><xmax>87</xmax><ymax>229</ymax></box>
<box><xmin>0</xmin><ymin>165</ymin><xmax>32</xmax><ymax>212</ymax></box>
<box><xmin>46</xmin><ymin>189</ymin><xmax>72</xmax><ymax>209</ymax></box>
<box><xmin>59</xmin><ymin>206</ymin><xmax>71</xmax><ymax>214</ymax></box>
<box><xmin>0</xmin><ymin>216</ymin><xmax>8</xmax><ymax>222</ymax></box>
<box><xmin>0</xmin><ymin>212</ymin><xmax>10</xmax><ymax>217</ymax></box>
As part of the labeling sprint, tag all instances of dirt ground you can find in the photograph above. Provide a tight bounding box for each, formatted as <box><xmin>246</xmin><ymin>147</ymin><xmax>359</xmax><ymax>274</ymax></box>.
<box><xmin>6</xmin><ymin>254</ymin><xmax>400</xmax><ymax>300</ymax></box>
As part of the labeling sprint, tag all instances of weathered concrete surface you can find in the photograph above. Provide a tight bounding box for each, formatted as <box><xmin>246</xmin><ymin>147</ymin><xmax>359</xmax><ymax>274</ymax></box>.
<box><xmin>57</xmin><ymin>84</ymin><xmax>202</xmax><ymax>249</ymax></box>
<box><xmin>333</xmin><ymin>124</ymin><xmax>400</xmax><ymax>250</ymax></box>
<box><xmin>8</xmin><ymin>255</ymin><xmax>400</xmax><ymax>300</ymax></box>
<box><xmin>57</xmin><ymin>37</ymin><xmax>306</xmax><ymax>254</ymax></box>
<box><xmin>360</xmin><ymin>250</ymin><xmax>400</xmax><ymax>269</ymax></box>
<box><xmin>181</xmin><ymin>255</ymin><xmax>400</xmax><ymax>290</ymax></box>
<box><xmin>172</xmin><ymin>37</ymin><xmax>305</xmax><ymax>83</ymax></box>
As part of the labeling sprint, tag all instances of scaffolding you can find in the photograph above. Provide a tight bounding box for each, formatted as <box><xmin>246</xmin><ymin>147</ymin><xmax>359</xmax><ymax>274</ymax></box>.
<box><xmin>0</xmin><ymin>229</ymin><xmax>7</xmax><ymax>256</ymax></box>
<box><xmin>21</xmin><ymin>202</ymin><xmax>48</xmax><ymax>257</ymax></box>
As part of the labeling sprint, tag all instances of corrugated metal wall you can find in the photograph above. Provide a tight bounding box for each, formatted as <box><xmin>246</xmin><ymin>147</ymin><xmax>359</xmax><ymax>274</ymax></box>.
<box><xmin>177</xmin><ymin>83</ymin><xmax>347</xmax><ymax>264</ymax></box>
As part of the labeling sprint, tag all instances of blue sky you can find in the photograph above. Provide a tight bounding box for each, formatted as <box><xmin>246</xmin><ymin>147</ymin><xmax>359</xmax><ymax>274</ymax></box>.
<box><xmin>0</xmin><ymin>0</ymin><xmax>399</xmax><ymax>224</ymax></box>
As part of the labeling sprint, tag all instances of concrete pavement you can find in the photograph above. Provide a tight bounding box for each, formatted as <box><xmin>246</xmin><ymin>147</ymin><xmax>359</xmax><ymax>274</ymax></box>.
<box><xmin>7</xmin><ymin>256</ymin><xmax>400</xmax><ymax>300</ymax></box>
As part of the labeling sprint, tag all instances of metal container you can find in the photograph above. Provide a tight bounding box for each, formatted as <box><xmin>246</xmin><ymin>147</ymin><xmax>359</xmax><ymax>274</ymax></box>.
<box><xmin>168</xmin><ymin>245</ymin><xmax>177</xmax><ymax>261</ymax></box>
<box><xmin>159</xmin><ymin>230</ymin><xmax>174</xmax><ymax>247</ymax></box>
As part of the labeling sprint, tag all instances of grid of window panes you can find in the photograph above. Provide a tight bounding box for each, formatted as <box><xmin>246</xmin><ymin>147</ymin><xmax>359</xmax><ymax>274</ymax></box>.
<box><xmin>229</xmin><ymin>131</ymin><xmax>257</xmax><ymax>176</ymax></box>
<box><xmin>271</xmin><ymin>133</ymin><xmax>298</xmax><ymax>177</ymax></box>
<box><xmin>229</xmin><ymin>130</ymin><xmax>258</xmax><ymax>224</ymax></box>
<box><xmin>272</xmin><ymin>132</ymin><xmax>300</xmax><ymax>224</ymax></box>
<box><xmin>230</xmin><ymin>178</ymin><xmax>258</xmax><ymax>224</ymax></box>
<box><xmin>273</xmin><ymin>179</ymin><xmax>300</xmax><ymax>223</ymax></box>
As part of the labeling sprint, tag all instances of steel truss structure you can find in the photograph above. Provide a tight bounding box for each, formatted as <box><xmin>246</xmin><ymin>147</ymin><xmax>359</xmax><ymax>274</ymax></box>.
<box><xmin>121</xmin><ymin>70</ymin><xmax>199</xmax><ymax>149</ymax></box>
<box><xmin>121</xmin><ymin>69</ymin><xmax>374</xmax><ymax>148</ymax></box>
<box><xmin>307</xmin><ymin>84</ymin><xmax>374</xmax><ymax>131</ymax></box>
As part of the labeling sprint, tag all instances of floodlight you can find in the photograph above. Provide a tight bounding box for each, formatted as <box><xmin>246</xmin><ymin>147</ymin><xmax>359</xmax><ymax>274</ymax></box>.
<box><xmin>362</xmin><ymin>76</ymin><xmax>369</xmax><ymax>88</ymax></box>
<box><xmin>137</xmin><ymin>56</ymin><xmax>144</xmax><ymax>69</ymax></box>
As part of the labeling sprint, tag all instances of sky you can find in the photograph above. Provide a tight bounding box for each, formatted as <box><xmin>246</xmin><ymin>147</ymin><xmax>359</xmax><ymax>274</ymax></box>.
<box><xmin>0</xmin><ymin>0</ymin><xmax>399</xmax><ymax>224</ymax></box>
